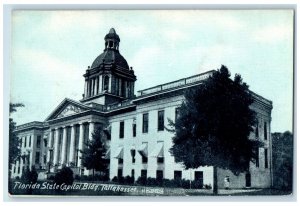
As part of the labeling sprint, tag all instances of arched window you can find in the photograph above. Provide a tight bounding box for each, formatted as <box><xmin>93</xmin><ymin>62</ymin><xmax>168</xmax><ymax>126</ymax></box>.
<box><xmin>103</xmin><ymin>76</ymin><xmax>109</xmax><ymax>91</ymax></box>
<box><xmin>109</xmin><ymin>41</ymin><xmax>113</xmax><ymax>48</ymax></box>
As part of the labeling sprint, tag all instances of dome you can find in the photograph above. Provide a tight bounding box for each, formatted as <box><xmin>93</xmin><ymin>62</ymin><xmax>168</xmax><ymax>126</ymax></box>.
<box><xmin>91</xmin><ymin>28</ymin><xmax>129</xmax><ymax>70</ymax></box>
<box><xmin>91</xmin><ymin>49</ymin><xmax>129</xmax><ymax>70</ymax></box>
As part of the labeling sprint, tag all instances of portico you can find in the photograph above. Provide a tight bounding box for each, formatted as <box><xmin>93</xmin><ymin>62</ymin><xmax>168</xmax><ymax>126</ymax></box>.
<box><xmin>44</xmin><ymin>98</ymin><xmax>107</xmax><ymax>175</ymax></box>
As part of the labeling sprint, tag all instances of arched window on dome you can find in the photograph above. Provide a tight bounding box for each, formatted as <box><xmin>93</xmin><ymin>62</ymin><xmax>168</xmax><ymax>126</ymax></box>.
<box><xmin>103</xmin><ymin>76</ymin><xmax>109</xmax><ymax>91</ymax></box>
<box><xmin>109</xmin><ymin>41</ymin><xmax>113</xmax><ymax>48</ymax></box>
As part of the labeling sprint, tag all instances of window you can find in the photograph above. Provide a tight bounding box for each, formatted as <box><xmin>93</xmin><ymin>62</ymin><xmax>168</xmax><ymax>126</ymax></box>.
<box><xmin>175</xmin><ymin>107</ymin><xmax>180</xmax><ymax>121</ymax></box>
<box><xmin>264</xmin><ymin>149</ymin><xmax>268</xmax><ymax>168</ymax></box>
<box><xmin>109</xmin><ymin>41</ymin><xmax>113</xmax><ymax>48</ymax></box>
<box><xmin>245</xmin><ymin>173</ymin><xmax>251</xmax><ymax>187</ymax></box>
<box><xmin>156</xmin><ymin>170</ymin><xmax>163</xmax><ymax>180</ymax></box>
<box><xmin>255</xmin><ymin>122</ymin><xmax>259</xmax><ymax>138</ymax></box>
<box><xmin>29</xmin><ymin>136</ymin><xmax>31</xmax><ymax>147</ymax></box>
<box><xmin>141</xmin><ymin>170</ymin><xmax>147</xmax><ymax>179</ymax></box>
<box><xmin>194</xmin><ymin>171</ymin><xmax>204</xmax><ymax>188</ymax></box>
<box><xmin>118</xmin><ymin>169</ymin><xmax>123</xmax><ymax>179</ymax></box>
<box><xmin>24</xmin><ymin>136</ymin><xmax>27</xmax><ymax>147</ymax></box>
<box><xmin>119</xmin><ymin>121</ymin><xmax>124</xmax><ymax>139</ymax></box>
<box><xmin>103</xmin><ymin>76</ymin><xmax>109</xmax><ymax>91</ymax></box>
<box><xmin>264</xmin><ymin>122</ymin><xmax>268</xmax><ymax>140</ymax></box>
<box><xmin>35</xmin><ymin>152</ymin><xmax>40</xmax><ymax>164</ymax></box>
<box><xmin>118</xmin><ymin>158</ymin><xmax>123</xmax><ymax>164</ymax></box>
<box><xmin>174</xmin><ymin>171</ymin><xmax>182</xmax><ymax>180</ymax></box>
<box><xmin>157</xmin><ymin>157</ymin><xmax>164</xmax><ymax>164</ymax></box>
<box><xmin>115</xmin><ymin>77</ymin><xmax>120</xmax><ymax>95</ymax></box>
<box><xmin>195</xmin><ymin>171</ymin><xmax>203</xmax><ymax>181</ymax></box>
<box><xmin>131</xmin><ymin>169</ymin><xmax>135</xmax><ymax>178</ymax></box>
<box><xmin>18</xmin><ymin>164</ymin><xmax>20</xmax><ymax>174</ymax></box>
<box><xmin>121</xmin><ymin>80</ymin><xmax>126</xmax><ymax>97</ymax></box>
<box><xmin>142</xmin><ymin>113</ymin><xmax>149</xmax><ymax>133</ymax></box>
<box><xmin>256</xmin><ymin>148</ymin><xmax>260</xmax><ymax>168</ymax></box>
<box><xmin>43</xmin><ymin>154</ymin><xmax>47</xmax><ymax>164</ymax></box>
<box><xmin>158</xmin><ymin>110</ymin><xmax>165</xmax><ymax>131</ymax></box>
<box><xmin>88</xmin><ymin>79</ymin><xmax>92</xmax><ymax>96</ymax></box>
<box><xmin>36</xmin><ymin>135</ymin><xmax>41</xmax><ymax>148</ymax></box>
<box><xmin>44</xmin><ymin>139</ymin><xmax>47</xmax><ymax>148</ymax></box>
<box><xmin>142</xmin><ymin>156</ymin><xmax>148</xmax><ymax>164</ymax></box>
<box><xmin>132</xmin><ymin>119</ymin><xmax>136</xmax><ymax>137</ymax></box>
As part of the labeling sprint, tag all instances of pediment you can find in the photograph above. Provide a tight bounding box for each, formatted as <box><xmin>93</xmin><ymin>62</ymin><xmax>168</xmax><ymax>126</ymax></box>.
<box><xmin>45</xmin><ymin>98</ymin><xmax>90</xmax><ymax>121</ymax></box>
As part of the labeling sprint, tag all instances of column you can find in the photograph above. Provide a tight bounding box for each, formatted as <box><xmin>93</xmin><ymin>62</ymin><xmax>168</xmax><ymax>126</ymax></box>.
<box><xmin>69</xmin><ymin>125</ymin><xmax>76</xmax><ymax>164</ymax></box>
<box><xmin>21</xmin><ymin>136</ymin><xmax>24</xmax><ymax>148</ymax></box>
<box><xmin>47</xmin><ymin>130</ymin><xmax>54</xmax><ymax>162</ymax></box>
<box><xmin>99</xmin><ymin>75</ymin><xmax>102</xmax><ymax>92</ymax></box>
<box><xmin>20</xmin><ymin>157</ymin><xmax>24</xmax><ymax>176</ymax></box>
<box><xmin>91</xmin><ymin>78</ymin><xmax>95</xmax><ymax>96</ymax></box>
<box><xmin>29</xmin><ymin>151</ymin><xmax>32</xmax><ymax>169</ymax></box>
<box><xmin>78</xmin><ymin>123</ymin><xmax>85</xmax><ymax>167</ymax></box>
<box><xmin>95</xmin><ymin>76</ymin><xmax>98</xmax><ymax>94</ymax></box>
<box><xmin>84</xmin><ymin>81</ymin><xmax>88</xmax><ymax>98</ymax></box>
<box><xmin>61</xmin><ymin>126</ymin><xmax>68</xmax><ymax>165</ymax></box>
<box><xmin>108</xmin><ymin>74</ymin><xmax>112</xmax><ymax>92</ymax></box>
<box><xmin>89</xmin><ymin>122</ymin><xmax>95</xmax><ymax>140</ymax></box>
<box><xmin>53</xmin><ymin>128</ymin><xmax>60</xmax><ymax>165</ymax></box>
<box><xmin>16</xmin><ymin>160</ymin><xmax>20</xmax><ymax>175</ymax></box>
<box><xmin>119</xmin><ymin>79</ymin><xmax>122</xmax><ymax>96</ymax></box>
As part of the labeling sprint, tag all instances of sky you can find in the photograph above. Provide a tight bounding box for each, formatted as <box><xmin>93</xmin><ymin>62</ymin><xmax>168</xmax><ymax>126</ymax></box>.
<box><xmin>9</xmin><ymin>10</ymin><xmax>294</xmax><ymax>133</ymax></box>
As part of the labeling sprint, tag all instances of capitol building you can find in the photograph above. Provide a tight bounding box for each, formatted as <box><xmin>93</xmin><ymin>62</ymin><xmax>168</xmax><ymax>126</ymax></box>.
<box><xmin>11</xmin><ymin>28</ymin><xmax>273</xmax><ymax>189</ymax></box>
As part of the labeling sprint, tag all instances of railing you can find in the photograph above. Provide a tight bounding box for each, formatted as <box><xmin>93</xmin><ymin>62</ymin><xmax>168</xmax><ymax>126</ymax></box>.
<box><xmin>106</xmin><ymin>100</ymin><xmax>133</xmax><ymax>111</ymax></box>
<box><xmin>137</xmin><ymin>70</ymin><xmax>214</xmax><ymax>96</ymax></box>
<box><xmin>88</xmin><ymin>102</ymin><xmax>106</xmax><ymax>111</ymax></box>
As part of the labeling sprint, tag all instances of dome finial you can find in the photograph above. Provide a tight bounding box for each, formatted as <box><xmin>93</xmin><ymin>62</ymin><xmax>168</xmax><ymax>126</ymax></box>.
<box><xmin>109</xmin><ymin>28</ymin><xmax>116</xmax><ymax>34</ymax></box>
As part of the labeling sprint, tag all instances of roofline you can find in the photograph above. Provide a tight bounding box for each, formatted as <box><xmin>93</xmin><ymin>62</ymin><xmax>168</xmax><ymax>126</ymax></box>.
<box><xmin>137</xmin><ymin>70</ymin><xmax>215</xmax><ymax>94</ymax></box>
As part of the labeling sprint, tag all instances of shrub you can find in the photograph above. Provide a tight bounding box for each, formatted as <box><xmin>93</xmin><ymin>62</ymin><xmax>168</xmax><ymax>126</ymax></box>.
<box><xmin>80</xmin><ymin>175</ymin><xmax>88</xmax><ymax>181</ymax></box>
<box><xmin>112</xmin><ymin>176</ymin><xmax>118</xmax><ymax>183</ymax></box>
<box><xmin>101</xmin><ymin>174</ymin><xmax>110</xmax><ymax>182</ymax></box>
<box><xmin>124</xmin><ymin>175</ymin><xmax>134</xmax><ymax>184</ymax></box>
<box><xmin>162</xmin><ymin>179</ymin><xmax>176</xmax><ymax>188</ymax></box>
<box><xmin>204</xmin><ymin>184</ymin><xmax>212</xmax><ymax>190</ymax></box>
<box><xmin>118</xmin><ymin>176</ymin><xmax>125</xmax><ymax>184</ymax></box>
<box><xmin>47</xmin><ymin>175</ymin><xmax>55</xmax><ymax>181</ymax></box>
<box><xmin>147</xmin><ymin>177</ymin><xmax>158</xmax><ymax>186</ymax></box>
<box><xmin>21</xmin><ymin>167</ymin><xmax>38</xmax><ymax>184</ymax></box>
<box><xmin>15</xmin><ymin>176</ymin><xmax>20</xmax><ymax>180</ymax></box>
<box><xmin>191</xmin><ymin>180</ymin><xmax>203</xmax><ymax>189</ymax></box>
<box><xmin>136</xmin><ymin>176</ymin><xmax>147</xmax><ymax>186</ymax></box>
<box><xmin>54</xmin><ymin>166</ymin><xmax>74</xmax><ymax>186</ymax></box>
<box><xmin>74</xmin><ymin>175</ymin><xmax>81</xmax><ymax>181</ymax></box>
<box><xmin>181</xmin><ymin>179</ymin><xmax>191</xmax><ymax>189</ymax></box>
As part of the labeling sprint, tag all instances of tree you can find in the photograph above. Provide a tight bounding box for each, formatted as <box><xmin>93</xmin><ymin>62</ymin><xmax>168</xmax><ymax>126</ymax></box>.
<box><xmin>168</xmin><ymin>65</ymin><xmax>261</xmax><ymax>194</ymax></box>
<box><xmin>272</xmin><ymin>131</ymin><xmax>293</xmax><ymax>191</ymax></box>
<box><xmin>80</xmin><ymin>128</ymin><xmax>109</xmax><ymax>179</ymax></box>
<box><xmin>21</xmin><ymin>166</ymin><xmax>38</xmax><ymax>184</ymax></box>
<box><xmin>9</xmin><ymin>103</ymin><xmax>24</xmax><ymax>177</ymax></box>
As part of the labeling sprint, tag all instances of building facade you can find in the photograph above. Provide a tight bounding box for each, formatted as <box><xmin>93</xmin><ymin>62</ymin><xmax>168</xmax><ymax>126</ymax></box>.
<box><xmin>10</xmin><ymin>28</ymin><xmax>273</xmax><ymax>189</ymax></box>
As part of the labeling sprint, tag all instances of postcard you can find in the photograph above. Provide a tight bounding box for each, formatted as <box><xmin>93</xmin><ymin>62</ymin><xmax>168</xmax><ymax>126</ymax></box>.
<box><xmin>7</xmin><ymin>9</ymin><xmax>294</xmax><ymax>197</ymax></box>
